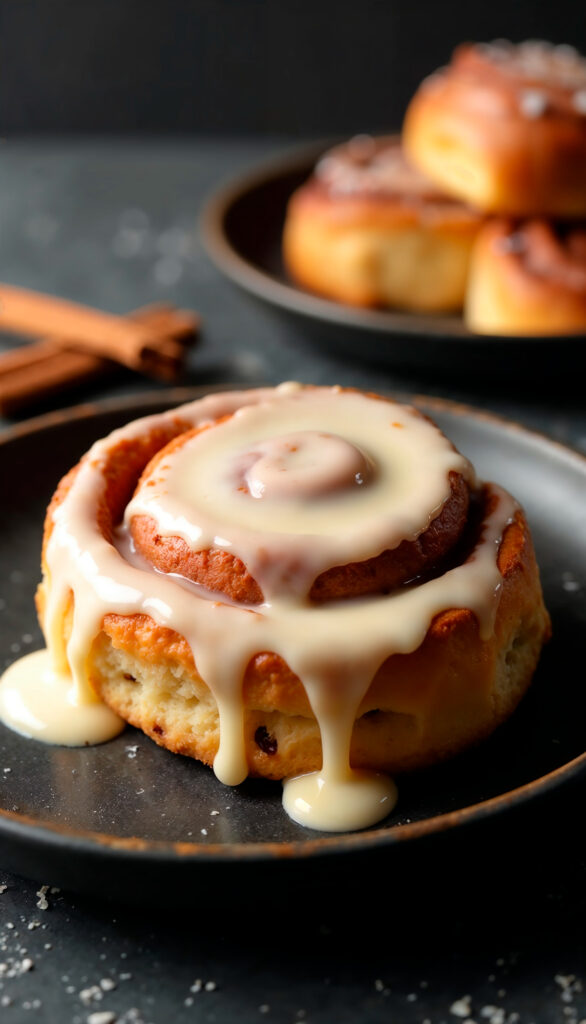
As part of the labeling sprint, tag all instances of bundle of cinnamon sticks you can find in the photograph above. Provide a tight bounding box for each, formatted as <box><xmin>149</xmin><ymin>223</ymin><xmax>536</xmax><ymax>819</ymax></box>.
<box><xmin>0</xmin><ymin>284</ymin><xmax>201</xmax><ymax>415</ymax></box>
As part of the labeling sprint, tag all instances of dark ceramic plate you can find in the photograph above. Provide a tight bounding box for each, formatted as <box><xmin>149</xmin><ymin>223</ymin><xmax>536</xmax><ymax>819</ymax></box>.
<box><xmin>200</xmin><ymin>142</ymin><xmax>586</xmax><ymax>381</ymax></box>
<box><xmin>0</xmin><ymin>389</ymin><xmax>585</xmax><ymax>908</ymax></box>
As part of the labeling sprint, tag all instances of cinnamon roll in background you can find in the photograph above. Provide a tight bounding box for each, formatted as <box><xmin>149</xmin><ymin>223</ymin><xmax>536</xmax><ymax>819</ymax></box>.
<box><xmin>25</xmin><ymin>384</ymin><xmax>550</xmax><ymax>832</ymax></box>
<box><xmin>465</xmin><ymin>219</ymin><xmax>586</xmax><ymax>335</ymax></box>
<box><xmin>403</xmin><ymin>40</ymin><xmax>586</xmax><ymax>217</ymax></box>
<box><xmin>282</xmin><ymin>136</ymin><xmax>483</xmax><ymax>311</ymax></box>
<box><xmin>280</xmin><ymin>41</ymin><xmax>586</xmax><ymax>335</ymax></box>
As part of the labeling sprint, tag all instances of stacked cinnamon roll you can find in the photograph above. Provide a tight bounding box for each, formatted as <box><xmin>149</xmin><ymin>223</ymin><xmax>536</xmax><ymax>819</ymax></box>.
<box><xmin>283</xmin><ymin>39</ymin><xmax>586</xmax><ymax>335</ymax></box>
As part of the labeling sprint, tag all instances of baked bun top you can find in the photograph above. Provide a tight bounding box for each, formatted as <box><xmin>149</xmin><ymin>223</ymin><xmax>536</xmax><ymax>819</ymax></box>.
<box><xmin>304</xmin><ymin>135</ymin><xmax>481</xmax><ymax>219</ymax></box>
<box><xmin>423</xmin><ymin>40</ymin><xmax>586</xmax><ymax>122</ymax></box>
<box><xmin>312</xmin><ymin>135</ymin><xmax>456</xmax><ymax>201</ymax></box>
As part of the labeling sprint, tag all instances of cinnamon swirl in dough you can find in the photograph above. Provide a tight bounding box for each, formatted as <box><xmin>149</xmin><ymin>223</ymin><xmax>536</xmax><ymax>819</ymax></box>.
<box><xmin>403</xmin><ymin>40</ymin><xmax>586</xmax><ymax>217</ymax></box>
<box><xmin>31</xmin><ymin>384</ymin><xmax>551</xmax><ymax>832</ymax></box>
<box><xmin>465</xmin><ymin>219</ymin><xmax>586</xmax><ymax>335</ymax></box>
<box><xmin>282</xmin><ymin>136</ymin><xmax>483</xmax><ymax>311</ymax></box>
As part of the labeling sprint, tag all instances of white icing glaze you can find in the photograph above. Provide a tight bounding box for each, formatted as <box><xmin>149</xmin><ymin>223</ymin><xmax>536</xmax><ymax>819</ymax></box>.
<box><xmin>0</xmin><ymin>385</ymin><xmax>516</xmax><ymax>833</ymax></box>
<box><xmin>125</xmin><ymin>387</ymin><xmax>475</xmax><ymax>601</ymax></box>
<box><xmin>0</xmin><ymin>648</ymin><xmax>124</xmax><ymax>745</ymax></box>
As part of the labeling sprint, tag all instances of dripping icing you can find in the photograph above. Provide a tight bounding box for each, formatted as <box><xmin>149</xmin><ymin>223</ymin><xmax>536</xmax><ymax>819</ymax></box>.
<box><xmin>0</xmin><ymin>385</ymin><xmax>516</xmax><ymax>832</ymax></box>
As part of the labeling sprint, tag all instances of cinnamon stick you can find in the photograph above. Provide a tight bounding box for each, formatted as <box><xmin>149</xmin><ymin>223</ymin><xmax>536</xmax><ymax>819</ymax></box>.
<box><xmin>0</xmin><ymin>343</ymin><xmax>111</xmax><ymax>415</ymax></box>
<box><xmin>0</xmin><ymin>285</ymin><xmax>200</xmax><ymax>379</ymax></box>
<box><xmin>0</xmin><ymin>303</ymin><xmax>200</xmax><ymax>415</ymax></box>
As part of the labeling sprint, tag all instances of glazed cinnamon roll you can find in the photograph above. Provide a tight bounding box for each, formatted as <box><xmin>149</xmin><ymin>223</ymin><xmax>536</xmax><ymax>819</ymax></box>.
<box><xmin>465</xmin><ymin>219</ymin><xmax>586</xmax><ymax>335</ymax></box>
<box><xmin>282</xmin><ymin>136</ymin><xmax>483</xmax><ymax>311</ymax></box>
<box><xmin>403</xmin><ymin>40</ymin><xmax>586</xmax><ymax>217</ymax></box>
<box><xmin>29</xmin><ymin>385</ymin><xmax>550</xmax><ymax>832</ymax></box>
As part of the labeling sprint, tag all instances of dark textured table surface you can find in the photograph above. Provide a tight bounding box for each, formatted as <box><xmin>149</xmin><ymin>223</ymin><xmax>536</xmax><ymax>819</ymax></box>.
<box><xmin>0</xmin><ymin>139</ymin><xmax>585</xmax><ymax>1024</ymax></box>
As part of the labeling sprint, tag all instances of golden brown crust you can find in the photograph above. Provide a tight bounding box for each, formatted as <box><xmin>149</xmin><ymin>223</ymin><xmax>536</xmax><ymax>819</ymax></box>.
<box><xmin>86</xmin><ymin>504</ymin><xmax>550</xmax><ymax>778</ymax></box>
<box><xmin>41</xmin><ymin>416</ymin><xmax>194</xmax><ymax>560</ymax></box>
<box><xmin>465</xmin><ymin>218</ymin><xmax>586</xmax><ymax>335</ymax></box>
<box><xmin>282</xmin><ymin>136</ymin><xmax>482</xmax><ymax>311</ymax></box>
<box><xmin>403</xmin><ymin>41</ymin><xmax>586</xmax><ymax>216</ymax></box>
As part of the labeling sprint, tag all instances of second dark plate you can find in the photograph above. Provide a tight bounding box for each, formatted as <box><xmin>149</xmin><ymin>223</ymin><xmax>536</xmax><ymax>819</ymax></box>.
<box><xmin>200</xmin><ymin>141</ymin><xmax>586</xmax><ymax>382</ymax></box>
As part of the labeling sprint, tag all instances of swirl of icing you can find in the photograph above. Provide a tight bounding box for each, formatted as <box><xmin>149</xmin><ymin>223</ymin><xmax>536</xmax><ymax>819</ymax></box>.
<box><xmin>125</xmin><ymin>385</ymin><xmax>474</xmax><ymax>602</ymax></box>
<box><xmin>238</xmin><ymin>430</ymin><xmax>375</xmax><ymax>501</ymax></box>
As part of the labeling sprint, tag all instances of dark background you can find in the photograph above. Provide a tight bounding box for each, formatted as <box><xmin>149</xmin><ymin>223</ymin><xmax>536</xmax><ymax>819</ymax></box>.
<box><xmin>2</xmin><ymin>0</ymin><xmax>586</xmax><ymax>137</ymax></box>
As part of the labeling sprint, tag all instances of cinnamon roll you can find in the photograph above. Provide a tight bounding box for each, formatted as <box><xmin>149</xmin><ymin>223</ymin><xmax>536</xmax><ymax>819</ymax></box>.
<box><xmin>403</xmin><ymin>40</ymin><xmax>586</xmax><ymax>217</ymax></box>
<box><xmin>20</xmin><ymin>385</ymin><xmax>550</xmax><ymax>832</ymax></box>
<box><xmin>465</xmin><ymin>219</ymin><xmax>586</xmax><ymax>335</ymax></box>
<box><xmin>282</xmin><ymin>136</ymin><xmax>483</xmax><ymax>311</ymax></box>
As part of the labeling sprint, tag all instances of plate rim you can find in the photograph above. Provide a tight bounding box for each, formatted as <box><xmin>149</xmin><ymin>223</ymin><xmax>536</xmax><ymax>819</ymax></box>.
<box><xmin>1</xmin><ymin>385</ymin><xmax>585</xmax><ymax>866</ymax></box>
<box><xmin>199</xmin><ymin>139</ymin><xmax>586</xmax><ymax>346</ymax></box>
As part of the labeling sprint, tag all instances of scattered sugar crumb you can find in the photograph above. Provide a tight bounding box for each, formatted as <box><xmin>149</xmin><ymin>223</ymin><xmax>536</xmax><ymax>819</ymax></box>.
<box><xmin>204</xmin><ymin>980</ymin><xmax>217</xmax><ymax>992</ymax></box>
<box><xmin>36</xmin><ymin>886</ymin><xmax>50</xmax><ymax>910</ymax></box>
<box><xmin>562</xmin><ymin>572</ymin><xmax>581</xmax><ymax>592</ymax></box>
<box><xmin>519</xmin><ymin>88</ymin><xmax>548</xmax><ymax>117</ymax></box>
<box><xmin>480</xmin><ymin>1007</ymin><xmax>505</xmax><ymax>1024</ymax></box>
<box><xmin>79</xmin><ymin>985</ymin><xmax>103</xmax><ymax>1005</ymax></box>
<box><xmin>451</xmin><ymin>995</ymin><xmax>472</xmax><ymax>1018</ymax></box>
<box><xmin>87</xmin><ymin>1013</ymin><xmax>117</xmax><ymax>1024</ymax></box>
<box><xmin>556</xmin><ymin>974</ymin><xmax>577</xmax><ymax>990</ymax></box>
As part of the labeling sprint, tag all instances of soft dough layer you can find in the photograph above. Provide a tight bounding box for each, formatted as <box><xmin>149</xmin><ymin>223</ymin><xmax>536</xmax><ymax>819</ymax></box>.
<box><xmin>80</xmin><ymin>506</ymin><xmax>550</xmax><ymax>779</ymax></box>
